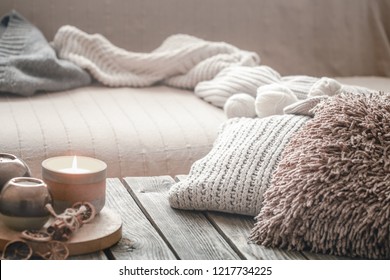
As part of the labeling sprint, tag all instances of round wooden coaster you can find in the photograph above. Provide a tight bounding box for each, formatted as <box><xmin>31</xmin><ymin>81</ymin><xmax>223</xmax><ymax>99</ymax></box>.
<box><xmin>0</xmin><ymin>207</ymin><xmax>122</xmax><ymax>256</ymax></box>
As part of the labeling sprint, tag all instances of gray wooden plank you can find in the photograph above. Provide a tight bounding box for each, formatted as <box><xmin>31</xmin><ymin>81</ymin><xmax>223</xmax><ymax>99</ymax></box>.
<box><xmin>105</xmin><ymin>178</ymin><xmax>176</xmax><ymax>260</ymax></box>
<box><xmin>206</xmin><ymin>212</ymin><xmax>307</xmax><ymax>260</ymax></box>
<box><xmin>123</xmin><ymin>176</ymin><xmax>240</xmax><ymax>260</ymax></box>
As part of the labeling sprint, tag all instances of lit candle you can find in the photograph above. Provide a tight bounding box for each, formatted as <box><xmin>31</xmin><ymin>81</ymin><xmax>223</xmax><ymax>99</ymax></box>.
<box><xmin>41</xmin><ymin>156</ymin><xmax>107</xmax><ymax>214</ymax></box>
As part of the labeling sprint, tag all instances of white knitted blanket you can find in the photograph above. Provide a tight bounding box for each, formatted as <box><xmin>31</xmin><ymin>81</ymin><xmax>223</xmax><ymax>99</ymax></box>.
<box><xmin>52</xmin><ymin>26</ymin><xmax>260</xmax><ymax>88</ymax></box>
<box><xmin>53</xmin><ymin>27</ymin><xmax>372</xmax><ymax>110</ymax></box>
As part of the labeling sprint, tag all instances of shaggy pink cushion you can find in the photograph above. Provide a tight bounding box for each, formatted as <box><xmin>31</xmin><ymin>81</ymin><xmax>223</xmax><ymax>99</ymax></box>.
<box><xmin>250</xmin><ymin>92</ymin><xmax>390</xmax><ymax>259</ymax></box>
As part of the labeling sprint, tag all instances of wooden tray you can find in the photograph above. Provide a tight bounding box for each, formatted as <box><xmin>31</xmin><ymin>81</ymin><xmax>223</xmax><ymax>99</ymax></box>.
<box><xmin>0</xmin><ymin>207</ymin><xmax>122</xmax><ymax>256</ymax></box>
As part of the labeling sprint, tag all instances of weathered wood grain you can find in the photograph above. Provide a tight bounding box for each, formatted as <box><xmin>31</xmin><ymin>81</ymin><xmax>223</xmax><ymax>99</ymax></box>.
<box><xmin>123</xmin><ymin>176</ymin><xmax>240</xmax><ymax>260</ymax></box>
<box><xmin>105</xmin><ymin>178</ymin><xmax>176</xmax><ymax>260</ymax></box>
<box><xmin>206</xmin><ymin>212</ymin><xmax>307</xmax><ymax>260</ymax></box>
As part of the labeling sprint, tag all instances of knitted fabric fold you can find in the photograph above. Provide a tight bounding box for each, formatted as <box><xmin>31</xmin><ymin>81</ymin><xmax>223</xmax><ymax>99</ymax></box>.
<box><xmin>194</xmin><ymin>69</ymin><xmax>320</xmax><ymax>108</ymax></box>
<box><xmin>51</xmin><ymin>23</ymin><xmax>320</xmax><ymax>109</ymax></box>
<box><xmin>52</xmin><ymin>25</ymin><xmax>260</xmax><ymax>88</ymax></box>
<box><xmin>0</xmin><ymin>11</ymin><xmax>91</xmax><ymax>96</ymax></box>
<box><xmin>194</xmin><ymin>66</ymin><xmax>282</xmax><ymax>107</ymax></box>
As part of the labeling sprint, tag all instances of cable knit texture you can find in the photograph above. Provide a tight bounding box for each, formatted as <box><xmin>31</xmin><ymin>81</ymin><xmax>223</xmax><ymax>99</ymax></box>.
<box><xmin>53</xmin><ymin>25</ymin><xmax>325</xmax><ymax>108</ymax></box>
<box><xmin>195</xmin><ymin>69</ymin><xmax>319</xmax><ymax>108</ymax></box>
<box><xmin>250</xmin><ymin>92</ymin><xmax>390</xmax><ymax>259</ymax></box>
<box><xmin>52</xmin><ymin>25</ymin><xmax>259</xmax><ymax>89</ymax></box>
<box><xmin>195</xmin><ymin>66</ymin><xmax>281</xmax><ymax>107</ymax></box>
<box><xmin>0</xmin><ymin>11</ymin><xmax>91</xmax><ymax>96</ymax></box>
<box><xmin>168</xmin><ymin>115</ymin><xmax>309</xmax><ymax>216</ymax></box>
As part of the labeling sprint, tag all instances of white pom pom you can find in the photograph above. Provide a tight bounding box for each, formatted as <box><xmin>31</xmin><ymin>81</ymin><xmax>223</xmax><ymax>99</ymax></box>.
<box><xmin>224</xmin><ymin>93</ymin><xmax>257</xmax><ymax>118</ymax></box>
<box><xmin>308</xmin><ymin>77</ymin><xmax>343</xmax><ymax>97</ymax></box>
<box><xmin>255</xmin><ymin>84</ymin><xmax>298</xmax><ymax>118</ymax></box>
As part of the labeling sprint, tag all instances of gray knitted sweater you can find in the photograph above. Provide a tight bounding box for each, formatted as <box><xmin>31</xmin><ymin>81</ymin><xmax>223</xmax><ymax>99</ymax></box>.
<box><xmin>0</xmin><ymin>11</ymin><xmax>91</xmax><ymax>96</ymax></box>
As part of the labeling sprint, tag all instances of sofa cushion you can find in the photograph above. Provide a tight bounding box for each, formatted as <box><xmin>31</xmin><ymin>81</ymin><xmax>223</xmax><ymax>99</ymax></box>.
<box><xmin>250</xmin><ymin>92</ymin><xmax>390</xmax><ymax>259</ymax></box>
<box><xmin>168</xmin><ymin>115</ymin><xmax>309</xmax><ymax>216</ymax></box>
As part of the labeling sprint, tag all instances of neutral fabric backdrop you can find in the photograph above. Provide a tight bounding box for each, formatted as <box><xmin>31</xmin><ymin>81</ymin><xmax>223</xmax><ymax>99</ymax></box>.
<box><xmin>0</xmin><ymin>86</ymin><xmax>226</xmax><ymax>178</ymax></box>
<box><xmin>1</xmin><ymin>0</ymin><xmax>389</xmax><ymax>77</ymax></box>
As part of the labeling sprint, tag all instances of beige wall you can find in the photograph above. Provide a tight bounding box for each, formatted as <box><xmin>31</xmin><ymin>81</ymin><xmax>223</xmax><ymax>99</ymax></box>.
<box><xmin>1</xmin><ymin>0</ymin><xmax>389</xmax><ymax>77</ymax></box>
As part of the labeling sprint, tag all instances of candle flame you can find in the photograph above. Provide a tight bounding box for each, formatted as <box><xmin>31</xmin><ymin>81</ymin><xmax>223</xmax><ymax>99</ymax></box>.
<box><xmin>59</xmin><ymin>156</ymin><xmax>89</xmax><ymax>174</ymax></box>
<box><xmin>72</xmin><ymin>156</ymin><xmax>78</xmax><ymax>169</ymax></box>
<box><xmin>59</xmin><ymin>156</ymin><xmax>90</xmax><ymax>174</ymax></box>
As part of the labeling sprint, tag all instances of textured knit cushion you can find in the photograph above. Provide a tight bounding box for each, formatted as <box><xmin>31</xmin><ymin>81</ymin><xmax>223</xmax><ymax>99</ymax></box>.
<box><xmin>168</xmin><ymin>115</ymin><xmax>309</xmax><ymax>216</ymax></box>
<box><xmin>250</xmin><ymin>92</ymin><xmax>390</xmax><ymax>259</ymax></box>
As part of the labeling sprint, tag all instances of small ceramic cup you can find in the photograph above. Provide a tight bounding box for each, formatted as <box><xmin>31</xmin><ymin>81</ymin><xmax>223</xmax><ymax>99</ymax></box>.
<box><xmin>0</xmin><ymin>153</ymin><xmax>31</xmax><ymax>192</ymax></box>
<box><xmin>0</xmin><ymin>177</ymin><xmax>52</xmax><ymax>231</ymax></box>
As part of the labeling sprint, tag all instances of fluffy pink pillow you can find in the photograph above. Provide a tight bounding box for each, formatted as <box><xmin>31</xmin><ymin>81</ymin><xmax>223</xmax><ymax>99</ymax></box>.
<box><xmin>251</xmin><ymin>92</ymin><xmax>390</xmax><ymax>259</ymax></box>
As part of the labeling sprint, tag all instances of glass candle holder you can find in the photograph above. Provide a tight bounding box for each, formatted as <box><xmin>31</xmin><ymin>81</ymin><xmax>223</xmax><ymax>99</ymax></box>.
<box><xmin>0</xmin><ymin>177</ymin><xmax>52</xmax><ymax>231</ymax></box>
<box><xmin>41</xmin><ymin>156</ymin><xmax>107</xmax><ymax>214</ymax></box>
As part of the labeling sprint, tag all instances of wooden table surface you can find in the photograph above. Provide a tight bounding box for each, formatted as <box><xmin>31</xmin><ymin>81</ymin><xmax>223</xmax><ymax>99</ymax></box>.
<box><xmin>70</xmin><ymin>176</ymin><xmax>348</xmax><ymax>260</ymax></box>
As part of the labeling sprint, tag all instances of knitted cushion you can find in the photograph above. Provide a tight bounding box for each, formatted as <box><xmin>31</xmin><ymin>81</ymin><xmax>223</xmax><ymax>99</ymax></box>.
<box><xmin>0</xmin><ymin>11</ymin><xmax>91</xmax><ymax>96</ymax></box>
<box><xmin>250</xmin><ymin>92</ymin><xmax>390</xmax><ymax>259</ymax></box>
<box><xmin>168</xmin><ymin>115</ymin><xmax>309</xmax><ymax>216</ymax></box>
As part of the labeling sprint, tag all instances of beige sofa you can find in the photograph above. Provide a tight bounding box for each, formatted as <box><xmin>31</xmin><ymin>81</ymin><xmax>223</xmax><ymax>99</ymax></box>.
<box><xmin>1</xmin><ymin>0</ymin><xmax>390</xmax><ymax>179</ymax></box>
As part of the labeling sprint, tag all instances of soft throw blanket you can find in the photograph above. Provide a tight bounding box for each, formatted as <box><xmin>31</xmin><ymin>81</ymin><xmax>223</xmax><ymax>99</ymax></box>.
<box><xmin>0</xmin><ymin>11</ymin><xmax>91</xmax><ymax>96</ymax></box>
<box><xmin>52</xmin><ymin>25</ymin><xmax>375</xmax><ymax>110</ymax></box>
<box><xmin>52</xmin><ymin>25</ymin><xmax>260</xmax><ymax>89</ymax></box>
<box><xmin>53</xmin><ymin>25</ymin><xmax>319</xmax><ymax>107</ymax></box>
